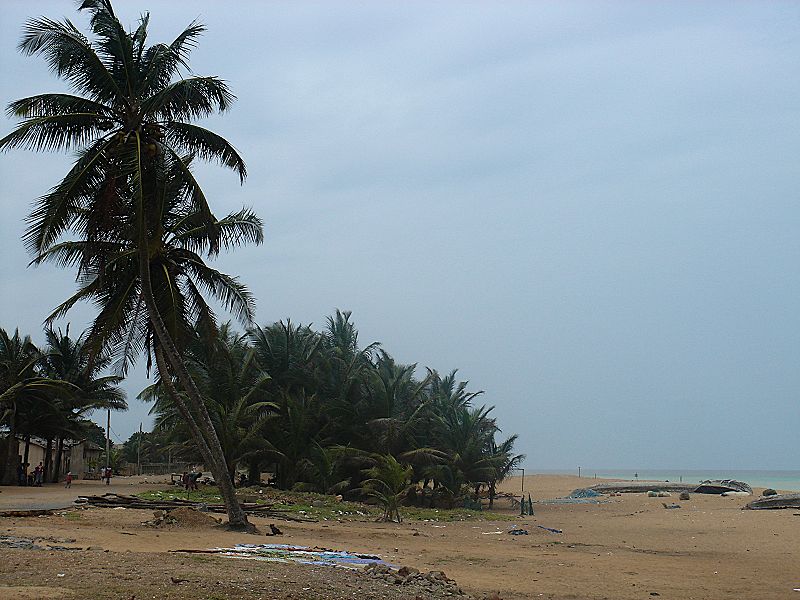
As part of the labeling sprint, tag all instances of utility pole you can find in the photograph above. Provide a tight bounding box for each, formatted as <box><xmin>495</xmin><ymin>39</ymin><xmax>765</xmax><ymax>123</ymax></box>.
<box><xmin>105</xmin><ymin>408</ymin><xmax>111</xmax><ymax>482</ymax></box>
<box><xmin>137</xmin><ymin>422</ymin><xmax>142</xmax><ymax>476</ymax></box>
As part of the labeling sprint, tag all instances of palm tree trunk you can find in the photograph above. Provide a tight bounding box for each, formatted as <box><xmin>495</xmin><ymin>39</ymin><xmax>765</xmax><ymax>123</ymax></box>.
<box><xmin>23</xmin><ymin>435</ymin><xmax>31</xmax><ymax>483</ymax></box>
<box><xmin>52</xmin><ymin>437</ymin><xmax>64</xmax><ymax>483</ymax></box>
<box><xmin>153</xmin><ymin>347</ymin><xmax>250</xmax><ymax>529</ymax></box>
<box><xmin>138</xmin><ymin>248</ymin><xmax>249</xmax><ymax>529</ymax></box>
<box><xmin>43</xmin><ymin>438</ymin><xmax>53</xmax><ymax>483</ymax></box>
<box><xmin>247</xmin><ymin>460</ymin><xmax>261</xmax><ymax>487</ymax></box>
<box><xmin>154</xmin><ymin>348</ymin><xmax>216</xmax><ymax>473</ymax></box>
<box><xmin>2</xmin><ymin>418</ymin><xmax>19</xmax><ymax>485</ymax></box>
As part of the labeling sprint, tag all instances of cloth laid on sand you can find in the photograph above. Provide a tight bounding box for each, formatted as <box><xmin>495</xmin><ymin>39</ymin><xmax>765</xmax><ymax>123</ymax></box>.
<box><xmin>569</xmin><ymin>488</ymin><xmax>603</xmax><ymax>498</ymax></box>
<box><xmin>536</xmin><ymin>497</ymin><xmax>609</xmax><ymax>505</ymax></box>
<box><xmin>537</xmin><ymin>488</ymin><xmax>608</xmax><ymax>505</ymax></box>
<box><xmin>202</xmin><ymin>544</ymin><xmax>395</xmax><ymax>569</ymax></box>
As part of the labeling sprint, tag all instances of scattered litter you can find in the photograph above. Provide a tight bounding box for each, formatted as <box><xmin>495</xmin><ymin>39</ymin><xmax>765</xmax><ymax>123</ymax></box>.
<box><xmin>173</xmin><ymin>544</ymin><xmax>395</xmax><ymax>570</ymax></box>
<box><xmin>113</xmin><ymin>506</ymin><xmax>126</xmax><ymax>510</ymax></box>
<box><xmin>0</xmin><ymin>535</ymin><xmax>79</xmax><ymax>551</ymax></box>
<box><xmin>508</xmin><ymin>528</ymin><xmax>528</xmax><ymax>536</ymax></box>
<box><xmin>662</xmin><ymin>503</ymin><xmax>681</xmax><ymax>510</ymax></box>
<box><xmin>57</xmin><ymin>574</ymin><xmax>65</xmax><ymax>578</ymax></box>
<box><xmin>536</xmin><ymin>526</ymin><xmax>562</xmax><ymax>534</ymax></box>
<box><xmin>481</xmin><ymin>531</ymin><xmax>503</xmax><ymax>535</ymax></box>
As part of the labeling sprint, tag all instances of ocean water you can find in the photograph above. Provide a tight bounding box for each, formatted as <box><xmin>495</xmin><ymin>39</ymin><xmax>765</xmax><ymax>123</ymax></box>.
<box><xmin>565</xmin><ymin>469</ymin><xmax>800</xmax><ymax>492</ymax></box>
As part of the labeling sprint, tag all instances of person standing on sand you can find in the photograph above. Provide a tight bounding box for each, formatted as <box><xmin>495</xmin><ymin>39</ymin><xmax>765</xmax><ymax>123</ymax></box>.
<box><xmin>34</xmin><ymin>462</ymin><xmax>43</xmax><ymax>486</ymax></box>
<box><xmin>105</xmin><ymin>467</ymin><xmax>112</xmax><ymax>485</ymax></box>
<box><xmin>65</xmin><ymin>471</ymin><xmax>73</xmax><ymax>488</ymax></box>
<box><xmin>16</xmin><ymin>462</ymin><xmax>25</xmax><ymax>486</ymax></box>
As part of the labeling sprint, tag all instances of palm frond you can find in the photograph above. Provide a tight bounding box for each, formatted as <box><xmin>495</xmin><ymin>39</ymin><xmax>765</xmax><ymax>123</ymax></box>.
<box><xmin>181</xmin><ymin>257</ymin><xmax>256</xmax><ymax>325</ymax></box>
<box><xmin>18</xmin><ymin>16</ymin><xmax>124</xmax><ymax>104</ymax></box>
<box><xmin>163</xmin><ymin>122</ymin><xmax>246</xmax><ymax>181</ymax></box>
<box><xmin>138</xmin><ymin>21</ymin><xmax>206</xmax><ymax>98</ymax></box>
<box><xmin>0</xmin><ymin>113</ymin><xmax>108</xmax><ymax>153</ymax></box>
<box><xmin>142</xmin><ymin>76</ymin><xmax>235</xmax><ymax>121</ymax></box>
<box><xmin>7</xmin><ymin>94</ymin><xmax>114</xmax><ymax>119</ymax></box>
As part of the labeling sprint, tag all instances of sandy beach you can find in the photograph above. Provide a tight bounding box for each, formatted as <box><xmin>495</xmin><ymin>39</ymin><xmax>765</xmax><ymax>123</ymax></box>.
<box><xmin>0</xmin><ymin>473</ymin><xmax>797</xmax><ymax>599</ymax></box>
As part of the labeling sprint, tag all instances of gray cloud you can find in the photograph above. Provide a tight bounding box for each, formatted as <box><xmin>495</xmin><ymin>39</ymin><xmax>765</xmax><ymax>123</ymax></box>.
<box><xmin>2</xmin><ymin>1</ymin><xmax>799</xmax><ymax>468</ymax></box>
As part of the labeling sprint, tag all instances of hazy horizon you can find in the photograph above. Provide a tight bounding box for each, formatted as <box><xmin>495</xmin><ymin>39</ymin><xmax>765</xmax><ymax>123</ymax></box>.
<box><xmin>2</xmin><ymin>1</ymin><xmax>799</xmax><ymax>471</ymax></box>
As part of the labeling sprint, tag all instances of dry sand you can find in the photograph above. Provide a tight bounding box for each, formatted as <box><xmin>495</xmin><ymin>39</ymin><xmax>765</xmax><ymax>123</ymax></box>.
<box><xmin>0</xmin><ymin>474</ymin><xmax>797</xmax><ymax>599</ymax></box>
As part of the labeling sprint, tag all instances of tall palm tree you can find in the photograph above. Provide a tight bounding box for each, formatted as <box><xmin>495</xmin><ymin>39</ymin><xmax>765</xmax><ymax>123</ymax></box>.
<box><xmin>1</xmin><ymin>0</ymin><xmax>259</xmax><ymax>527</ymax></box>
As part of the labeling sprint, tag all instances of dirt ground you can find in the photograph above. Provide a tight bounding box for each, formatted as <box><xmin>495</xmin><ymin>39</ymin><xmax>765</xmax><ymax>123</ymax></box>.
<box><xmin>0</xmin><ymin>474</ymin><xmax>798</xmax><ymax>599</ymax></box>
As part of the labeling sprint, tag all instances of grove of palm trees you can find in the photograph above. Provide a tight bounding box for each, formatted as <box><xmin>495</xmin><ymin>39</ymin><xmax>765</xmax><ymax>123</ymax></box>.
<box><xmin>0</xmin><ymin>0</ymin><xmax>522</xmax><ymax>527</ymax></box>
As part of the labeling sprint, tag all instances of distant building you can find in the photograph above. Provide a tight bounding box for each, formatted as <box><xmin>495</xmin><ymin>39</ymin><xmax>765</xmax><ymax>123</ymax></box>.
<box><xmin>0</xmin><ymin>432</ymin><xmax>104</xmax><ymax>483</ymax></box>
<box><xmin>67</xmin><ymin>439</ymin><xmax>103</xmax><ymax>479</ymax></box>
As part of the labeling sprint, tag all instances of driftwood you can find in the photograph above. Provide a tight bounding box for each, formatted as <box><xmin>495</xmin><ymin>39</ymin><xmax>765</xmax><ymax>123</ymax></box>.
<box><xmin>744</xmin><ymin>493</ymin><xmax>800</xmax><ymax>510</ymax></box>
<box><xmin>74</xmin><ymin>493</ymin><xmax>315</xmax><ymax>522</ymax></box>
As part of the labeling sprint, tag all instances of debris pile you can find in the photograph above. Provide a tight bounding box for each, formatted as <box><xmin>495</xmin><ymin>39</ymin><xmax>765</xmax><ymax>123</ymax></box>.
<box><xmin>144</xmin><ymin>507</ymin><xmax>222</xmax><ymax>528</ymax></box>
<box><xmin>363</xmin><ymin>563</ymin><xmax>469</xmax><ymax>597</ymax></box>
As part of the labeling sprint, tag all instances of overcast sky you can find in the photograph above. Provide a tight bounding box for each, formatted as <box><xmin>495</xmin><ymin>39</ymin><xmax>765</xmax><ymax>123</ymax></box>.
<box><xmin>1</xmin><ymin>1</ymin><xmax>799</xmax><ymax>471</ymax></box>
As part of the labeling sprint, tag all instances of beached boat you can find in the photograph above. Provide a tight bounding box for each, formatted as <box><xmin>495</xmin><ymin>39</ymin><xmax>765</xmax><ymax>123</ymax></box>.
<box><xmin>693</xmin><ymin>479</ymin><xmax>752</xmax><ymax>494</ymax></box>
<box><xmin>587</xmin><ymin>479</ymin><xmax>753</xmax><ymax>495</ymax></box>
<box><xmin>587</xmin><ymin>481</ymin><xmax>696</xmax><ymax>494</ymax></box>
<box><xmin>744</xmin><ymin>492</ymin><xmax>800</xmax><ymax>510</ymax></box>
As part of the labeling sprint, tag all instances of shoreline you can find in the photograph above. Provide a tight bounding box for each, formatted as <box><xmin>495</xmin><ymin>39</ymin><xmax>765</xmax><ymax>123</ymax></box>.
<box><xmin>511</xmin><ymin>469</ymin><xmax>800</xmax><ymax>492</ymax></box>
